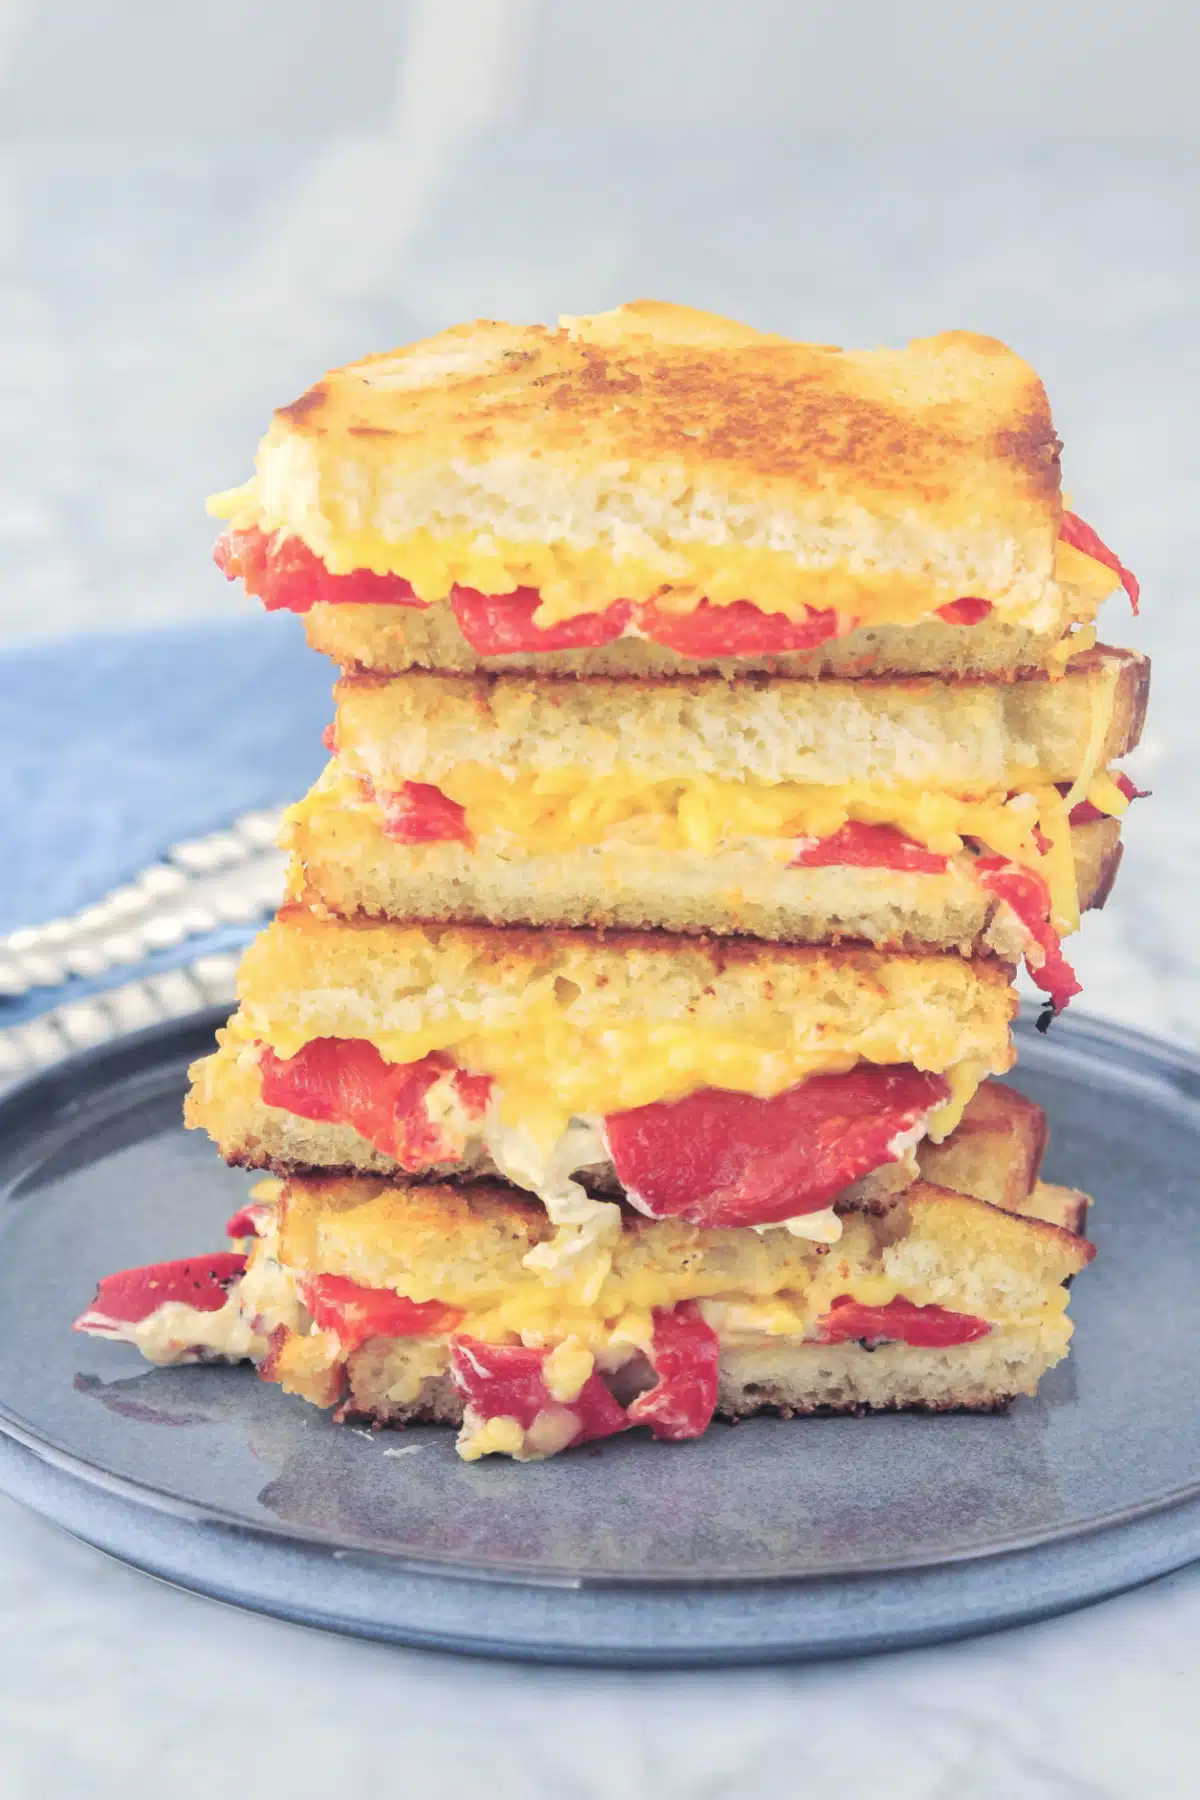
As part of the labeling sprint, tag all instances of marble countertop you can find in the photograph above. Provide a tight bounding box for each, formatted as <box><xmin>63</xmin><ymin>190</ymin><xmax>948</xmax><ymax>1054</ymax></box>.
<box><xmin>0</xmin><ymin>125</ymin><xmax>1197</xmax><ymax>1795</ymax></box>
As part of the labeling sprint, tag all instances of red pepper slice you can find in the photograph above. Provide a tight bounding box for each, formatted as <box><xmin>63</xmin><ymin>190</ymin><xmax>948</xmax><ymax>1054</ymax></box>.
<box><xmin>606</xmin><ymin>1065</ymin><xmax>950</xmax><ymax>1230</ymax></box>
<box><xmin>935</xmin><ymin>597</ymin><xmax>993</xmax><ymax>626</ymax></box>
<box><xmin>789</xmin><ymin>821</ymin><xmax>949</xmax><ymax>874</ymax></box>
<box><xmin>1065</xmin><ymin>770</ymin><xmax>1149</xmax><ymax>826</ymax></box>
<box><xmin>74</xmin><ymin>1253</ymin><xmax>247</xmax><ymax>1334</ymax></box>
<box><xmin>300</xmin><ymin>1273</ymin><xmax>463</xmax><ymax>1353</ymax></box>
<box><xmin>214</xmin><ymin>527</ymin><xmax>427</xmax><ymax>614</ymax></box>
<box><xmin>225</xmin><ymin>1203</ymin><xmax>273</xmax><ymax>1240</ymax></box>
<box><xmin>1059</xmin><ymin>512</ymin><xmax>1139</xmax><ymax>613</ymax></box>
<box><xmin>975</xmin><ymin>857</ymin><xmax>1081</xmax><ymax>1014</ymax></box>
<box><xmin>365</xmin><ymin>779</ymin><xmax>472</xmax><ymax>845</ymax></box>
<box><xmin>626</xmin><ymin>1301</ymin><xmax>721</xmax><ymax>1441</ymax></box>
<box><xmin>815</xmin><ymin>1294</ymin><xmax>991</xmax><ymax>1348</ymax></box>
<box><xmin>451</xmin><ymin>585</ymin><xmax>631</xmax><ymax>654</ymax></box>
<box><xmin>259</xmin><ymin>1038</ymin><xmax>491</xmax><ymax>1166</ymax></box>
<box><xmin>449</xmin><ymin>1338</ymin><xmax>630</xmax><ymax>1448</ymax></box>
<box><xmin>635</xmin><ymin>596</ymin><xmax>844</xmax><ymax>656</ymax></box>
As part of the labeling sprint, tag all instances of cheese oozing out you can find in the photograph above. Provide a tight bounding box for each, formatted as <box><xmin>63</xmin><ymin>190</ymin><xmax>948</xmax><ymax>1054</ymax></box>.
<box><xmin>112</xmin><ymin>1295</ymin><xmax>267</xmax><ymax>1366</ymax></box>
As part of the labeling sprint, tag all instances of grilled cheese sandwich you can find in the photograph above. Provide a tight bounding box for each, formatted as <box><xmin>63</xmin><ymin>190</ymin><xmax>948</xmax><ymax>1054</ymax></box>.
<box><xmin>76</xmin><ymin>1118</ymin><xmax>1094</xmax><ymax>1460</ymax></box>
<box><xmin>193</xmin><ymin>910</ymin><xmax>1016</xmax><ymax>1143</ymax></box>
<box><xmin>209</xmin><ymin>303</ymin><xmax>1136</xmax><ymax>678</ymax></box>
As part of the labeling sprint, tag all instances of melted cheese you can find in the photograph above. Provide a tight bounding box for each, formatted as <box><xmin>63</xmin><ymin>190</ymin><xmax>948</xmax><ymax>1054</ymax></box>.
<box><xmin>313</xmin><ymin>759</ymin><xmax>1128</xmax><ymax>956</ymax></box>
<box><xmin>438</xmin><ymin>763</ymin><xmax>1063</xmax><ymax>860</ymax></box>
<box><xmin>754</xmin><ymin>1207</ymin><xmax>843</xmax><ymax>1245</ymax></box>
<box><xmin>543</xmin><ymin>1338</ymin><xmax>596</xmax><ymax>1403</ymax></box>
<box><xmin>1055</xmin><ymin>540</ymin><xmax>1123</xmax><ymax>602</ymax></box>
<box><xmin>1059</xmin><ymin>655</ymin><xmax>1124</xmax><ymax>816</ymax></box>
<box><xmin>209</xmin><ymin>480</ymin><xmax>1117</xmax><ymax>631</ymax></box>
<box><xmin>245</xmin><ymin>993</ymin><xmax>993</xmax><ymax>1153</ymax></box>
<box><xmin>125</xmin><ymin>1296</ymin><xmax>267</xmax><ymax>1366</ymax></box>
<box><xmin>247</xmin><ymin>1216</ymin><xmax>1071</xmax><ymax>1392</ymax></box>
<box><xmin>925</xmin><ymin>1059</ymin><xmax>990</xmax><ymax>1144</ymax></box>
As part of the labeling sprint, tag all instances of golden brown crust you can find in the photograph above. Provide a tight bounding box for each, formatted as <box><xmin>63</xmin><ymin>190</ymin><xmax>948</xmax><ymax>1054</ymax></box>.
<box><xmin>249</xmin><ymin>1159</ymin><xmax>1091</xmax><ymax>1426</ymax></box>
<box><xmin>244</xmin><ymin>903</ymin><xmax>1020</xmax><ymax>995</ymax></box>
<box><xmin>904</xmin><ymin>1179</ymin><xmax>1094</xmax><ymax>1268</ymax></box>
<box><xmin>266</xmin><ymin>311</ymin><xmax>1059</xmax><ymax>524</ymax></box>
<box><xmin>1088</xmin><ymin>835</ymin><xmax>1124</xmax><ymax>912</ymax></box>
<box><xmin>915</xmin><ymin>1081</ymin><xmax>1047</xmax><ymax>1211</ymax></box>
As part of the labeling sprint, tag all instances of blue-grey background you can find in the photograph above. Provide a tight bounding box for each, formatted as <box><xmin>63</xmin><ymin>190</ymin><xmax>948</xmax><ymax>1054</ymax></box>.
<box><xmin>0</xmin><ymin>4</ymin><xmax>1196</xmax><ymax>1795</ymax></box>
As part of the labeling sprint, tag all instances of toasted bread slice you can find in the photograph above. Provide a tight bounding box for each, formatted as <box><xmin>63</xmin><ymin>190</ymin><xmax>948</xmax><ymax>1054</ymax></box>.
<box><xmin>210</xmin><ymin>303</ymin><xmax>1126</xmax><ymax>674</ymax></box>
<box><xmin>914</xmin><ymin>1080</ymin><xmax>1046</xmax><ymax>1210</ymax></box>
<box><xmin>331</xmin><ymin>645</ymin><xmax>1147</xmax><ymax>790</ymax></box>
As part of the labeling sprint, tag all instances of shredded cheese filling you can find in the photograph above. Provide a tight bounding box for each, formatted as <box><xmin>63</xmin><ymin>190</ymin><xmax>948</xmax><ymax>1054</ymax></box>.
<box><xmin>301</xmin><ymin>760</ymin><xmax>1132</xmax><ymax>947</ymax></box>
<box><xmin>209</xmin><ymin>480</ymin><xmax>1120</xmax><ymax>631</ymax></box>
<box><xmin>238</xmin><ymin>989</ymin><xmax>997</xmax><ymax>1153</ymax></box>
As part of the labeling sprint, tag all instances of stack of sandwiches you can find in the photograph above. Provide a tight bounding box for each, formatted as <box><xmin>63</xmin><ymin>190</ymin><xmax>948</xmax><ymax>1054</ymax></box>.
<box><xmin>77</xmin><ymin>303</ymin><xmax>1148</xmax><ymax>1462</ymax></box>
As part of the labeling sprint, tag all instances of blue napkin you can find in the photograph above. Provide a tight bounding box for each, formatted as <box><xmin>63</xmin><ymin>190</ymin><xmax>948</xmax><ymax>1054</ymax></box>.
<box><xmin>1</xmin><ymin>617</ymin><xmax>333</xmax><ymax>1024</ymax></box>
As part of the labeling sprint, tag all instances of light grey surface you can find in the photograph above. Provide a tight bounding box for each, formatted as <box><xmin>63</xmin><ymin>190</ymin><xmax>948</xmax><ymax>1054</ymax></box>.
<box><xmin>1</xmin><ymin>1</ymin><xmax>1199</xmax><ymax>136</ymax></box>
<box><xmin>0</xmin><ymin>120</ymin><xmax>1195</xmax><ymax>1789</ymax></box>
<box><xmin>0</xmin><ymin>1489</ymin><xmax>1194</xmax><ymax>1799</ymax></box>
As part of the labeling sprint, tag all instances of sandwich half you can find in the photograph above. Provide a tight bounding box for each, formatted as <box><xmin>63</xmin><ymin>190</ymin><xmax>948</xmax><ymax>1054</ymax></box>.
<box><xmin>287</xmin><ymin>645</ymin><xmax>1147</xmax><ymax>1003</ymax></box>
<box><xmin>74</xmin><ymin>1086</ymin><xmax>1094</xmax><ymax>1462</ymax></box>
<box><xmin>185</xmin><ymin>910</ymin><xmax>1019</xmax><ymax>1280</ymax></box>
<box><xmin>208</xmin><ymin>302</ymin><xmax>1138</xmax><ymax>679</ymax></box>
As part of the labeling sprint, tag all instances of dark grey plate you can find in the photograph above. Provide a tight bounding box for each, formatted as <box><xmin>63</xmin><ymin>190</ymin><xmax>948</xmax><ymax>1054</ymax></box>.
<box><xmin>0</xmin><ymin>1007</ymin><xmax>1197</xmax><ymax>1664</ymax></box>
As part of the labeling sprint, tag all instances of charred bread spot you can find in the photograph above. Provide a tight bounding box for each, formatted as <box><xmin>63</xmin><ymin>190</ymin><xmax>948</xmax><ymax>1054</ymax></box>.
<box><xmin>275</xmin><ymin>382</ymin><xmax>329</xmax><ymax>427</ymax></box>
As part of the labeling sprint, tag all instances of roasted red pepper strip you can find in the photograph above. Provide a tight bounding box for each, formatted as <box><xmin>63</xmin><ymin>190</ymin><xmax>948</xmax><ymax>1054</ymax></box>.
<box><xmin>626</xmin><ymin>1301</ymin><xmax>721</xmax><ymax>1441</ymax></box>
<box><xmin>1059</xmin><ymin>511</ymin><xmax>1139</xmax><ymax>613</ymax></box>
<box><xmin>300</xmin><ymin>1274</ymin><xmax>463</xmax><ymax>1353</ymax></box>
<box><xmin>789</xmin><ymin>822</ymin><xmax>949</xmax><ymax>874</ymax></box>
<box><xmin>258</xmin><ymin>1039</ymin><xmax>492</xmax><ymax>1166</ymax></box>
<box><xmin>359</xmin><ymin>778</ymin><xmax>472</xmax><ymax>845</ymax></box>
<box><xmin>935</xmin><ymin>597</ymin><xmax>993</xmax><ymax>626</ymax></box>
<box><xmin>635</xmin><ymin>596</ymin><xmax>843</xmax><ymax>656</ymax></box>
<box><xmin>815</xmin><ymin>1294</ymin><xmax>991</xmax><ymax>1347</ymax></box>
<box><xmin>449</xmin><ymin>1338</ymin><xmax>630</xmax><ymax>1447</ymax></box>
<box><xmin>225</xmin><ymin>1203</ymin><xmax>273</xmax><ymax>1240</ymax></box>
<box><xmin>214</xmin><ymin>527</ymin><xmax>427</xmax><ymax>613</ymax></box>
<box><xmin>74</xmin><ymin>1253</ymin><xmax>246</xmax><ymax>1333</ymax></box>
<box><xmin>1065</xmin><ymin>770</ymin><xmax>1149</xmax><ymax>826</ymax></box>
<box><xmin>451</xmin><ymin>585</ymin><xmax>630</xmax><ymax>653</ymax></box>
<box><xmin>975</xmin><ymin>857</ymin><xmax>1081</xmax><ymax>1014</ymax></box>
<box><xmin>606</xmin><ymin>1065</ymin><xmax>950</xmax><ymax>1230</ymax></box>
